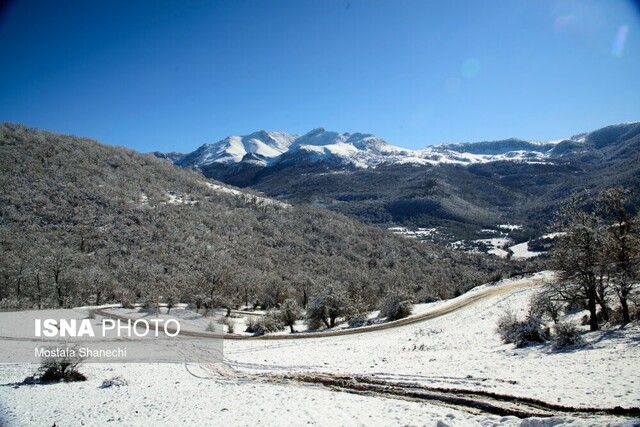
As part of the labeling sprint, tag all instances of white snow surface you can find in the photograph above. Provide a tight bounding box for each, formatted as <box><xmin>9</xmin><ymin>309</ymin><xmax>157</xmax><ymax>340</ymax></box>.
<box><xmin>1</xmin><ymin>272</ymin><xmax>638</xmax><ymax>426</ymax></box>
<box><xmin>388</xmin><ymin>226</ymin><xmax>440</xmax><ymax>240</ymax></box>
<box><xmin>202</xmin><ymin>181</ymin><xmax>289</xmax><ymax>208</ymax></box>
<box><xmin>509</xmin><ymin>241</ymin><xmax>543</xmax><ymax>260</ymax></box>
<box><xmin>3</xmin><ymin>362</ymin><xmax>602</xmax><ymax>427</ymax></box>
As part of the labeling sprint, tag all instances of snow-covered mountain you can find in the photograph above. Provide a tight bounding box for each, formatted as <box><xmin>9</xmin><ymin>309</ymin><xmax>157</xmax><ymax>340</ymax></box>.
<box><xmin>169</xmin><ymin>125</ymin><xmax>627</xmax><ymax>171</ymax></box>
<box><xmin>176</xmin><ymin>130</ymin><xmax>298</xmax><ymax>168</ymax></box>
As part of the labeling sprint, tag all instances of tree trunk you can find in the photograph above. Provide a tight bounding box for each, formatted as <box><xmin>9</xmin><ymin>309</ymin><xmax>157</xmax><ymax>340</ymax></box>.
<box><xmin>596</xmin><ymin>275</ymin><xmax>609</xmax><ymax>322</ymax></box>
<box><xmin>57</xmin><ymin>283</ymin><xmax>64</xmax><ymax>308</ymax></box>
<box><xmin>289</xmin><ymin>324</ymin><xmax>295</xmax><ymax>334</ymax></box>
<box><xmin>322</xmin><ymin>317</ymin><xmax>330</xmax><ymax>329</ymax></box>
<box><xmin>597</xmin><ymin>298</ymin><xmax>609</xmax><ymax>322</ymax></box>
<box><xmin>36</xmin><ymin>272</ymin><xmax>42</xmax><ymax>310</ymax></box>
<box><xmin>587</xmin><ymin>293</ymin><xmax>599</xmax><ymax>331</ymax></box>
<box><xmin>16</xmin><ymin>264</ymin><xmax>23</xmax><ymax>297</ymax></box>
<box><xmin>620</xmin><ymin>291</ymin><xmax>631</xmax><ymax>325</ymax></box>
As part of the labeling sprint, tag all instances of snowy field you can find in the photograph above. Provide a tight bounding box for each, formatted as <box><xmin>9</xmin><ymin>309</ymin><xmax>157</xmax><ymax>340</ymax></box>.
<box><xmin>1</xmin><ymin>273</ymin><xmax>638</xmax><ymax>426</ymax></box>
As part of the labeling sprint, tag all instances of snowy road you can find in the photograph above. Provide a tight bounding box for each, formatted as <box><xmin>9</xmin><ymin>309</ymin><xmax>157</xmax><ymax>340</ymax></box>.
<box><xmin>92</xmin><ymin>273</ymin><xmax>549</xmax><ymax>340</ymax></box>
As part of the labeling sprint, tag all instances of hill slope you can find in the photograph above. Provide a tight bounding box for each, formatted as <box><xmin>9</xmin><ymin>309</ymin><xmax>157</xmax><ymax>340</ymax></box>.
<box><xmin>0</xmin><ymin>124</ymin><xmax>511</xmax><ymax>311</ymax></box>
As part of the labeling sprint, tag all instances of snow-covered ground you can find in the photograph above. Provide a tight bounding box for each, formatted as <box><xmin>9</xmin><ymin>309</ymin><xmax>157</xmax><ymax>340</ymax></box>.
<box><xmin>1</xmin><ymin>273</ymin><xmax>638</xmax><ymax>426</ymax></box>
<box><xmin>388</xmin><ymin>227</ymin><xmax>440</xmax><ymax>240</ymax></box>
<box><xmin>226</xmin><ymin>274</ymin><xmax>639</xmax><ymax>411</ymax></box>
<box><xmin>203</xmin><ymin>182</ymin><xmax>290</xmax><ymax>208</ymax></box>
<box><xmin>509</xmin><ymin>241</ymin><xmax>542</xmax><ymax>260</ymax></box>
<box><xmin>2</xmin><ymin>362</ymin><xmax>570</xmax><ymax>427</ymax></box>
<box><xmin>450</xmin><ymin>237</ymin><xmax>513</xmax><ymax>258</ymax></box>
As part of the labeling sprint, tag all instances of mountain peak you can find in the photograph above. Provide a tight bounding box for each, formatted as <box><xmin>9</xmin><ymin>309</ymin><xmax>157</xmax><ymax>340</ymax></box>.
<box><xmin>247</xmin><ymin>130</ymin><xmax>272</xmax><ymax>140</ymax></box>
<box><xmin>175</xmin><ymin>130</ymin><xmax>297</xmax><ymax>168</ymax></box>
<box><xmin>306</xmin><ymin>127</ymin><xmax>326</xmax><ymax>135</ymax></box>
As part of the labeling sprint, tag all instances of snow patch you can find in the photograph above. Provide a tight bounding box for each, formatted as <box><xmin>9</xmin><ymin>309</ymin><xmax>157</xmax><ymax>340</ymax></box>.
<box><xmin>202</xmin><ymin>181</ymin><xmax>290</xmax><ymax>208</ymax></box>
<box><xmin>509</xmin><ymin>241</ymin><xmax>542</xmax><ymax>260</ymax></box>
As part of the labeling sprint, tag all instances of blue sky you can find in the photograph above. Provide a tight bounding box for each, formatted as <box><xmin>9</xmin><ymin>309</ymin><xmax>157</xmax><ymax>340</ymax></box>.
<box><xmin>1</xmin><ymin>0</ymin><xmax>639</xmax><ymax>153</ymax></box>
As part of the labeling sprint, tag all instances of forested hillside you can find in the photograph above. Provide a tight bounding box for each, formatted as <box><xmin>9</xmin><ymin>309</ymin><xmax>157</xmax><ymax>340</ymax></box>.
<box><xmin>0</xmin><ymin>124</ymin><xmax>513</xmax><ymax>312</ymax></box>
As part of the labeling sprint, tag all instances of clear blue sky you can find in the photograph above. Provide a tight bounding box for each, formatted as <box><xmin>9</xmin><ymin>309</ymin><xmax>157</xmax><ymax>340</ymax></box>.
<box><xmin>1</xmin><ymin>0</ymin><xmax>639</xmax><ymax>153</ymax></box>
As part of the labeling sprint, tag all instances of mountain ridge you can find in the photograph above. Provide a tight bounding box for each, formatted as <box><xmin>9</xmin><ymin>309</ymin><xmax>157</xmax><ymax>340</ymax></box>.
<box><xmin>162</xmin><ymin>122</ymin><xmax>640</xmax><ymax>172</ymax></box>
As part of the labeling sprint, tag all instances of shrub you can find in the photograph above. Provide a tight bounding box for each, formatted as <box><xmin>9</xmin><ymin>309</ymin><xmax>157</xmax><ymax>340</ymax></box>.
<box><xmin>305</xmin><ymin>307</ymin><xmax>327</xmax><ymax>331</ymax></box>
<box><xmin>244</xmin><ymin>316</ymin><xmax>259</xmax><ymax>333</ymax></box>
<box><xmin>513</xmin><ymin>316</ymin><xmax>548</xmax><ymax>348</ymax></box>
<box><xmin>344</xmin><ymin>297</ymin><xmax>374</xmax><ymax>327</ymax></box>
<box><xmin>552</xmin><ymin>322</ymin><xmax>585</xmax><ymax>349</ymax></box>
<box><xmin>496</xmin><ymin>309</ymin><xmax>520</xmax><ymax>344</ymax></box>
<box><xmin>496</xmin><ymin>310</ymin><xmax>548</xmax><ymax>348</ymax></box>
<box><xmin>305</xmin><ymin>285</ymin><xmax>352</xmax><ymax>330</ymax></box>
<box><xmin>223</xmin><ymin>317</ymin><xmax>236</xmax><ymax>334</ymax></box>
<box><xmin>245</xmin><ymin>312</ymin><xmax>284</xmax><ymax>336</ymax></box>
<box><xmin>346</xmin><ymin>311</ymin><xmax>370</xmax><ymax>328</ymax></box>
<box><xmin>380</xmin><ymin>299</ymin><xmax>413</xmax><ymax>321</ymax></box>
<box><xmin>63</xmin><ymin>369</ymin><xmax>88</xmax><ymax>382</ymax></box>
<box><xmin>379</xmin><ymin>291</ymin><xmax>413</xmax><ymax>321</ymax></box>
<box><xmin>206</xmin><ymin>320</ymin><xmax>218</xmax><ymax>332</ymax></box>
<box><xmin>100</xmin><ymin>377</ymin><xmax>128</xmax><ymax>388</ymax></box>
<box><xmin>38</xmin><ymin>347</ymin><xmax>86</xmax><ymax>383</ymax></box>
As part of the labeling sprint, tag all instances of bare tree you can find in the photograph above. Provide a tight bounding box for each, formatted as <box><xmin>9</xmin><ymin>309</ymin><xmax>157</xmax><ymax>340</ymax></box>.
<box><xmin>305</xmin><ymin>283</ymin><xmax>352</xmax><ymax>330</ymax></box>
<box><xmin>279</xmin><ymin>298</ymin><xmax>303</xmax><ymax>333</ymax></box>
<box><xmin>552</xmin><ymin>196</ymin><xmax>604</xmax><ymax>331</ymax></box>
<box><xmin>598</xmin><ymin>187</ymin><xmax>639</xmax><ymax>325</ymax></box>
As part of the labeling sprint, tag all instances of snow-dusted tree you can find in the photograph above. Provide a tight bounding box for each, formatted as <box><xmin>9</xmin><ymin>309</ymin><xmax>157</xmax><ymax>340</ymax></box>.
<box><xmin>305</xmin><ymin>284</ymin><xmax>352</xmax><ymax>330</ymax></box>
<box><xmin>45</xmin><ymin>247</ymin><xmax>75</xmax><ymax>308</ymax></box>
<box><xmin>598</xmin><ymin>187</ymin><xmax>639</xmax><ymax>325</ymax></box>
<box><xmin>279</xmin><ymin>298</ymin><xmax>303</xmax><ymax>333</ymax></box>
<box><xmin>379</xmin><ymin>290</ymin><xmax>413</xmax><ymax>321</ymax></box>
<box><xmin>163</xmin><ymin>283</ymin><xmax>180</xmax><ymax>314</ymax></box>
<box><xmin>552</xmin><ymin>196</ymin><xmax>604</xmax><ymax>331</ymax></box>
<box><xmin>529</xmin><ymin>286</ymin><xmax>564</xmax><ymax>323</ymax></box>
<box><xmin>260</xmin><ymin>276</ymin><xmax>288</xmax><ymax>309</ymax></box>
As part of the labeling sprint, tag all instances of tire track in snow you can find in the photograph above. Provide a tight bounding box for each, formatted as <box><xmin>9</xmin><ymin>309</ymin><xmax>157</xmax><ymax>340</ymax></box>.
<box><xmin>280</xmin><ymin>372</ymin><xmax>640</xmax><ymax>420</ymax></box>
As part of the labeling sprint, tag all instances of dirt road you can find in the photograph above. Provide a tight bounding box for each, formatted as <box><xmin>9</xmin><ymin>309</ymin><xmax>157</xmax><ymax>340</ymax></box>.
<box><xmin>93</xmin><ymin>274</ymin><xmax>549</xmax><ymax>340</ymax></box>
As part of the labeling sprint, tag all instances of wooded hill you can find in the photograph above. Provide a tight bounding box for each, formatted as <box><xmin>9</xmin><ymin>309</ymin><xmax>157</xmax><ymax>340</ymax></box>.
<box><xmin>0</xmin><ymin>124</ymin><xmax>516</xmax><ymax>313</ymax></box>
